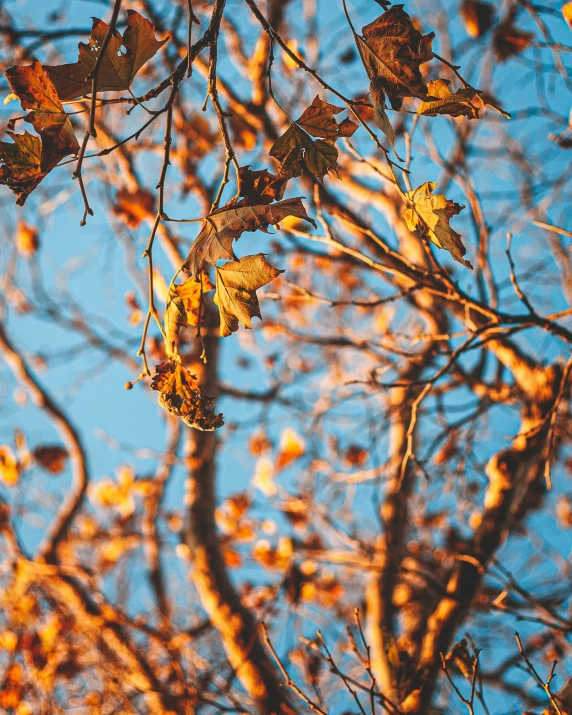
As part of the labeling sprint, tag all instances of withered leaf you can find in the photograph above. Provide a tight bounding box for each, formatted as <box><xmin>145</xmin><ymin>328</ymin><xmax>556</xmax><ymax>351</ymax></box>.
<box><xmin>214</xmin><ymin>254</ymin><xmax>283</xmax><ymax>337</ymax></box>
<box><xmin>404</xmin><ymin>181</ymin><xmax>472</xmax><ymax>268</ymax></box>
<box><xmin>270</xmin><ymin>96</ymin><xmax>358</xmax><ymax>180</ymax></box>
<box><xmin>493</xmin><ymin>21</ymin><xmax>533</xmax><ymax>61</ymax></box>
<box><xmin>113</xmin><ymin>188</ymin><xmax>155</xmax><ymax>228</ymax></box>
<box><xmin>297</xmin><ymin>96</ymin><xmax>344</xmax><ymax>140</ymax></box>
<box><xmin>151</xmin><ymin>360</ymin><xmax>223</xmax><ymax>431</ymax></box>
<box><xmin>6</xmin><ymin>60</ymin><xmax>79</xmax><ymax>169</ymax></box>
<box><xmin>164</xmin><ymin>273</ymin><xmax>214</xmax><ymax>354</ymax></box>
<box><xmin>46</xmin><ymin>11</ymin><xmax>168</xmax><ymax>101</ymax></box>
<box><xmin>0</xmin><ymin>131</ymin><xmax>44</xmax><ymax>205</ymax></box>
<box><xmin>460</xmin><ymin>1</ymin><xmax>496</xmax><ymax>39</ymax></box>
<box><xmin>1</xmin><ymin>60</ymin><xmax>79</xmax><ymax>203</ymax></box>
<box><xmin>184</xmin><ymin>197</ymin><xmax>316</xmax><ymax>277</ymax></box>
<box><xmin>355</xmin><ymin>5</ymin><xmax>434</xmax><ymax>110</ymax></box>
<box><xmin>338</xmin><ymin>117</ymin><xmax>359</xmax><ymax>137</ymax></box>
<box><xmin>369</xmin><ymin>80</ymin><xmax>397</xmax><ymax>152</ymax></box>
<box><xmin>238</xmin><ymin>166</ymin><xmax>288</xmax><ymax>204</ymax></box>
<box><xmin>33</xmin><ymin>445</ymin><xmax>68</xmax><ymax>475</ymax></box>
<box><xmin>418</xmin><ymin>79</ymin><xmax>479</xmax><ymax>119</ymax></box>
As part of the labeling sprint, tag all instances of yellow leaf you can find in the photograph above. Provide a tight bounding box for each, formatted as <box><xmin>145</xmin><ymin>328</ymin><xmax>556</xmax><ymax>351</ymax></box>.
<box><xmin>0</xmin><ymin>631</ymin><xmax>18</xmax><ymax>651</ymax></box>
<box><xmin>0</xmin><ymin>445</ymin><xmax>19</xmax><ymax>486</ymax></box>
<box><xmin>276</xmin><ymin>428</ymin><xmax>305</xmax><ymax>470</ymax></box>
<box><xmin>564</xmin><ymin>3</ymin><xmax>572</xmax><ymax>31</ymax></box>
<box><xmin>252</xmin><ymin>456</ymin><xmax>276</xmax><ymax>497</ymax></box>
<box><xmin>214</xmin><ymin>254</ymin><xmax>283</xmax><ymax>337</ymax></box>
<box><xmin>404</xmin><ymin>181</ymin><xmax>472</xmax><ymax>268</ymax></box>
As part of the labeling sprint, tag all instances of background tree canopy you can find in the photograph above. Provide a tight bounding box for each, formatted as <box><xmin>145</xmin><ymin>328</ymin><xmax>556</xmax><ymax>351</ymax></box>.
<box><xmin>0</xmin><ymin>0</ymin><xmax>571</xmax><ymax>713</ymax></box>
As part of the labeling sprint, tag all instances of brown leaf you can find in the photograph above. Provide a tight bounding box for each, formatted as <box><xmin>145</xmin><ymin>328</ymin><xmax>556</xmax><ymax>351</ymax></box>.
<box><xmin>493</xmin><ymin>21</ymin><xmax>533</xmax><ymax>61</ymax></box>
<box><xmin>183</xmin><ymin>197</ymin><xmax>316</xmax><ymax>277</ymax></box>
<box><xmin>113</xmin><ymin>188</ymin><xmax>155</xmax><ymax>228</ymax></box>
<box><xmin>338</xmin><ymin>117</ymin><xmax>359</xmax><ymax>137</ymax></box>
<box><xmin>418</xmin><ymin>79</ymin><xmax>480</xmax><ymax>119</ymax></box>
<box><xmin>0</xmin><ymin>131</ymin><xmax>44</xmax><ymax>205</ymax></box>
<box><xmin>5</xmin><ymin>60</ymin><xmax>79</xmax><ymax>171</ymax></box>
<box><xmin>151</xmin><ymin>360</ymin><xmax>223</xmax><ymax>431</ymax></box>
<box><xmin>270</xmin><ymin>96</ymin><xmax>358</xmax><ymax>180</ymax></box>
<box><xmin>369</xmin><ymin>80</ymin><xmax>397</xmax><ymax>152</ymax></box>
<box><xmin>33</xmin><ymin>445</ymin><xmax>68</xmax><ymax>474</ymax></box>
<box><xmin>460</xmin><ymin>1</ymin><xmax>495</xmax><ymax>39</ymax></box>
<box><xmin>1</xmin><ymin>60</ymin><xmax>79</xmax><ymax>203</ymax></box>
<box><xmin>404</xmin><ymin>181</ymin><xmax>472</xmax><ymax>268</ymax></box>
<box><xmin>356</xmin><ymin>5</ymin><xmax>434</xmax><ymax>110</ymax></box>
<box><xmin>297</xmin><ymin>96</ymin><xmax>344</xmax><ymax>140</ymax></box>
<box><xmin>238</xmin><ymin>166</ymin><xmax>288</xmax><ymax>204</ymax></box>
<box><xmin>164</xmin><ymin>272</ymin><xmax>214</xmax><ymax>353</ymax></box>
<box><xmin>46</xmin><ymin>11</ymin><xmax>168</xmax><ymax>101</ymax></box>
<box><xmin>214</xmin><ymin>254</ymin><xmax>283</xmax><ymax>337</ymax></box>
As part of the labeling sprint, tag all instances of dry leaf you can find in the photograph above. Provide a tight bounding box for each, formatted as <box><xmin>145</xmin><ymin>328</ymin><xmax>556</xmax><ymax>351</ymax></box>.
<box><xmin>355</xmin><ymin>5</ymin><xmax>434</xmax><ymax>110</ymax></box>
<box><xmin>113</xmin><ymin>188</ymin><xmax>154</xmax><ymax>228</ymax></box>
<box><xmin>493</xmin><ymin>21</ymin><xmax>533</xmax><ymax>61</ymax></box>
<box><xmin>151</xmin><ymin>359</ymin><xmax>223</xmax><ymax>430</ymax></box>
<box><xmin>460</xmin><ymin>1</ymin><xmax>495</xmax><ymax>39</ymax></box>
<box><xmin>0</xmin><ymin>132</ymin><xmax>43</xmax><ymax>205</ymax></box>
<box><xmin>404</xmin><ymin>181</ymin><xmax>472</xmax><ymax>268</ymax></box>
<box><xmin>270</xmin><ymin>96</ymin><xmax>358</xmax><ymax>180</ymax></box>
<box><xmin>418</xmin><ymin>79</ymin><xmax>479</xmax><ymax>119</ymax></box>
<box><xmin>33</xmin><ymin>445</ymin><xmax>68</xmax><ymax>474</ymax></box>
<box><xmin>1</xmin><ymin>60</ymin><xmax>79</xmax><ymax>204</ymax></box>
<box><xmin>46</xmin><ymin>11</ymin><xmax>168</xmax><ymax>101</ymax></box>
<box><xmin>214</xmin><ymin>254</ymin><xmax>283</xmax><ymax>337</ymax></box>
<box><xmin>5</xmin><ymin>60</ymin><xmax>79</xmax><ymax>170</ymax></box>
<box><xmin>164</xmin><ymin>272</ymin><xmax>214</xmax><ymax>353</ymax></box>
<box><xmin>184</xmin><ymin>197</ymin><xmax>315</xmax><ymax>278</ymax></box>
<box><xmin>237</xmin><ymin>166</ymin><xmax>288</xmax><ymax>204</ymax></box>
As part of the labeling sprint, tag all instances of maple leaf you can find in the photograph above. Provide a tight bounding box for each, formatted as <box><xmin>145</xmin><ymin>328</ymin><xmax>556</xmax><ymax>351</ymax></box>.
<box><xmin>355</xmin><ymin>5</ymin><xmax>434</xmax><ymax>110</ymax></box>
<box><xmin>417</xmin><ymin>79</ymin><xmax>479</xmax><ymax>119</ymax></box>
<box><xmin>460</xmin><ymin>1</ymin><xmax>496</xmax><ymax>39</ymax></box>
<box><xmin>151</xmin><ymin>360</ymin><xmax>223</xmax><ymax>431</ymax></box>
<box><xmin>5</xmin><ymin>60</ymin><xmax>79</xmax><ymax>171</ymax></box>
<box><xmin>1</xmin><ymin>60</ymin><xmax>79</xmax><ymax>203</ymax></box>
<box><xmin>46</xmin><ymin>11</ymin><xmax>168</xmax><ymax>101</ymax></box>
<box><xmin>403</xmin><ymin>182</ymin><xmax>472</xmax><ymax>268</ymax></box>
<box><xmin>183</xmin><ymin>197</ymin><xmax>316</xmax><ymax>278</ymax></box>
<box><xmin>270</xmin><ymin>96</ymin><xmax>358</xmax><ymax>180</ymax></box>
<box><xmin>164</xmin><ymin>272</ymin><xmax>214</xmax><ymax>354</ymax></box>
<box><xmin>214</xmin><ymin>254</ymin><xmax>283</xmax><ymax>337</ymax></box>
<box><xmin>0</xmin><ymin>131</ymin><xmax>44</xmax><ymax>205</ymax></box>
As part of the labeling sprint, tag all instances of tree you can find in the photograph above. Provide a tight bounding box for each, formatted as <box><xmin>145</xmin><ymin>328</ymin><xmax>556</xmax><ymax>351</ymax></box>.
<box><xmin>0</xmin><ymin>0</ymin><xmax>571</xmax><ymax>712</ymax></box>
